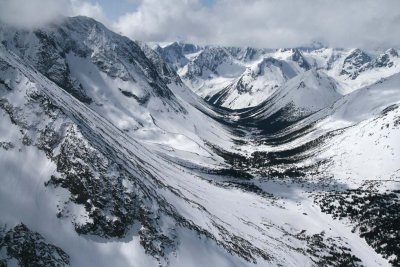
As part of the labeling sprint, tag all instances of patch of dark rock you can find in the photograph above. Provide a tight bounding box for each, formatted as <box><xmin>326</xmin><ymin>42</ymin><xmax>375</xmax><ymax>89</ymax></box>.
<box><xmin>0</xmin><ymin>223</ymin><xmax>69</xmax><ymax>267</ymax></box>
<box><xmin>295</xmin><ymin>230</ymin><xmax>363</xmax><ymax>266</ymax></box>
<box><xmin>119</xmin><ymin>88</ymin><xmax>150</xmax><ymax>104</ymax></box>
<box><xmin>0</xmin><ymin>79</ymin><xmax>12</xmax><ymax>91</ymax></box>
<box><xmin>221</xmin><ymin>181</ymin><xmax>273</xmax><ymax>198</ymax></box>
<box><xmin>37</xmin><ymin>126</ymin><xmax>62</xmax><ymax>157</ymax></box>
<box><xmin>0</xmin><ymin>141</ymin><xmax>14</xmax><ymax>151</ymax></box>
<box><xmin>314</xmin><ymin>189</ymin><xmax>400</xmax><ymax>266</ymax></box>
<box><xmin>381</xmin><ymin>104</ymin><xmax>399</xmax><ymax>116</ymax></box>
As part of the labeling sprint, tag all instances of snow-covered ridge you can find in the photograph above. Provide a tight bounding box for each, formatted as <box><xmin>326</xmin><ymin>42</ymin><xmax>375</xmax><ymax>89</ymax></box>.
<box><xmin>0</xmin><ymin>17</ymin><xmax>235</xmax><ymax>163</ymax></box>
<box><xmin>156</xmin><ymin>42</ymin><xmax>400</xmax><ymax>109</ymax></box>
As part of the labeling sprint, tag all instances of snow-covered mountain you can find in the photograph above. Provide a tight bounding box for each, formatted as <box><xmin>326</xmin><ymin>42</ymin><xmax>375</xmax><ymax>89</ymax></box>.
<box><xmin>237</xmin><ymin>69</ymin><xmax>343</xmax><ymax>132</ymax></box>
<box><xmin>156</xmin><ymin>42</ymin><xmax>400</xmax><ymax>110</ymax></box>
<box><xmin>0</xmin><ymin>16</ymin><xmax>399</xmax><ymax>267</ymax></box>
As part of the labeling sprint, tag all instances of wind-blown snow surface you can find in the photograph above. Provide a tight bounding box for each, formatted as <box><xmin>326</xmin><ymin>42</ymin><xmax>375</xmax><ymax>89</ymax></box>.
<box><xmin>0</xmin><ymin>16</ymin><xmax>399</xmax><ymax>267</ymax></box>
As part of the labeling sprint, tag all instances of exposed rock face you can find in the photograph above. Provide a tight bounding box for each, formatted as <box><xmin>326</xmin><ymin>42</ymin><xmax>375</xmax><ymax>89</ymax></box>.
<box><xmin>139</xmin><ymin>42</ymin><xmax>183</xmax><ymax>85</ymax></box>
<box><xmin>0</xmin><ymin>17</ymin><xmax>182</xmax><ymax>110</ymax></box>
<box><xmin>291</xmin><ymin>48</ymin><xmax>311</xmax><ymax>70</ymax></box>
<box><xmin>0</xmin><ymin>224</ymin><xmax>70</xmax><ymax>267</ymax></box>
<box><xmin>184</xmin><ymin>47</ymin><xmax>236</xmax><ymax>79</ymax></box>
<box><xmin>371</xmin><ymin>48</ymin><xmax>399</xmax><ymax>68</ymax></box>
<box><xmin>155</xmin><ymin>42</ymin><xmax>190</xmax><ymax>70</ymax></box>
<box><xmin>340</xmin><ymin>49</ymin><xmax>372</xmax><ymax>79</ymax></box>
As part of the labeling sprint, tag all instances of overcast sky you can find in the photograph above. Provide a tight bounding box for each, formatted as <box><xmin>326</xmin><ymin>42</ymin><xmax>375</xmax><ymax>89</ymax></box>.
<box><xmin>0</xmin><ymin>0</ymin><xmax>399</xmax><ymax>49</ymax></box>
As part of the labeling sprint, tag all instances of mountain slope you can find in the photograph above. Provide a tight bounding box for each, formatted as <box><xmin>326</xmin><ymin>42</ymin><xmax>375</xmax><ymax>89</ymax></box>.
<box><xmin>0</xmin><ymin>17</ymin><xmax>237</xmax><ymax>165</ymax></box>
<box><xmin>0</xmin><ymin>16</ymin><xmax>399</xmax><ymax>267</ymax></box>
<box><xmin>207</xmin><ymin>57</ymin><xmax>301</xmax><ymax>108</ymax></box>
<box><xmin>1</xmin><ymin>45</ymin><xmax>372</xmax><ymax>267</ymax></box>
<box><xmin>235</xmin><ymin>69</ymin><xmax>343</xmax><ymax>136</ymax></box>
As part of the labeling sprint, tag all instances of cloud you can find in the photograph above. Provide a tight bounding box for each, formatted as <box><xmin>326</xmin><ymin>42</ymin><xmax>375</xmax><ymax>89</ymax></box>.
<box><xmin>113</xmin><ymin>0</ymin><xmax>400</xmax><ymax>49</ymax></box>
<box><xmin>0</xmin><ymin>0</ymin><xmax>398</xmax><ymax>48</ymax></box>
<box><xmin>113</xmin><ymin>0</ymin><xmax>213</xmax><ymax>42</ymax></box>
<box><xmin>0</xmin><ymin>0</ymin><xmax>71</xmax><ymax>27</ymax></box>
<box><xmin>70</xmin><ymin>0</ymin><xmax>110</xmax><ymax>26</ymax></box>
<box><xmin>0</xmin><ymin>0</ymin><xmax>109</xmax><ymax>28</ymax></box>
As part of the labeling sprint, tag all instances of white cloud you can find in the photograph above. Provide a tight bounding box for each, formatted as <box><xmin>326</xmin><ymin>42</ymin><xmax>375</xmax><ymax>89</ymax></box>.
<box><xmin>113</xmin><ymin>0</ymin><xmax>400</xmax><ymax>49</ymax></box>
<box><xmin>0</xmin><ymin>0</ymin><xmax>109</xmax><ymax>28</ymax></box>
<box><xmin>113</xmin><ymin>0</ymin><xmax>212</xmax><ymax>41</ymax></box>
<box><xmin>70</xmin><ymin>0</ymin><xmax>110</xmax><ymax>26</ymax></box>
<box><xmin>0</xmin><ymin>0</ymin><xmax>398</xmax><ymax>48</ymax></box>
<box><xmin>0</xmin><ymin>0</ymin><xmax>71</xmax><ymax>28</ymax></box>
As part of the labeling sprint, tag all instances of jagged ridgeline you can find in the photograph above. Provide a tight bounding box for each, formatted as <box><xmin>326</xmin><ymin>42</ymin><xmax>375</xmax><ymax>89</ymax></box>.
<box><xmin>0</xmin><ymin>16</ymin><xmax>400</xmax><ymax>267</ymax></box>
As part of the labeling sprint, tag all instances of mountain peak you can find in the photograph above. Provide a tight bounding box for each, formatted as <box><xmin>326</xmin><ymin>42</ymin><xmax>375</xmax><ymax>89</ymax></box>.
<box><xmin>340</xmin><ymin>48</ymin><xmax>371</xmax><ymax>78</ymax></box>
<box><xmin>386</xmin><ymin>48</ymin><xmax>399</xmax><ymax>57</ymax></box>
<box><xmin>291</xmin><ymin>48</ymin><xmax>311</xmax><ymax>70</ymax></box>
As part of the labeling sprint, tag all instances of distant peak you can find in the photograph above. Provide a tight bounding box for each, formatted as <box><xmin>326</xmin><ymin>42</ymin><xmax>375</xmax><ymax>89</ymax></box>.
<box><xmin>291</xmin><ymin>49</ymin><xmax>311</xmax><ymax>70</ymax></box>
<box><xmin>386</xmin><ymin>48</ymin><xmax>399</xmax><ymax>57</ymax></box>
<box><xmin>345</xmin><ymin>48</ymin><xmax>371</xmax><ymax>63</ymax></box>
<box><xmin>349</xmin><ymin>48</ymin><xmax>367</xmax><ymax>55</ymax></box>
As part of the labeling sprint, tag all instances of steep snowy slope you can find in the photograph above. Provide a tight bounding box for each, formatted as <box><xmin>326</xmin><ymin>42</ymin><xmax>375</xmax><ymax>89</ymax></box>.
<box><xmin>316</xmin><ymin>73</ymin><xmax>400</xmax><ymax>183</ymax></box>
<box><xmin>237</xmin><ymin>69</ymin><xmax>343</xmax><ymax>135</ymax></box>
<box><xmin>300</xmin><ymin>75</ymin><xmax>400</xmax><ymax>265</ymax></box>
<box><xmin>180</xmin><ymin>46</ymin><xmax>246</xmax><ymax>99</ymax></box>
<box><xmin>0</xmin><ymin>17</ymin><xmax>235</xmax><ymax>166</ymax></box>
<box><xmin>231</xmin><ymin>73</ymin><xmax>400</xmax><ymax>266</ymax></box>
<box><xmin>208</xmin><ymin>56</ymin><xmax>306</xmax><ymax>108</ymax></box>
<box><xmin>2</xmin><ymin>44</ymin><xmax>385</xmax><ymax>267</ymax></box>
<box><xmin>0</xmin><ymin>18</ymin><xmax>349</xmax><ymax>267</ymax></box>
<box><xmin>0</xmin><ymin>47</ymin><xmax>265</xmax><ymax>267</ymax></box>
<box><xmin>246</xmin><ymin>72</ymin><xmax>400</xmax><ymax>179</ymax></box>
